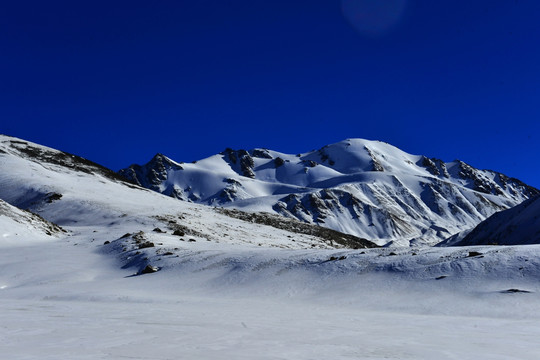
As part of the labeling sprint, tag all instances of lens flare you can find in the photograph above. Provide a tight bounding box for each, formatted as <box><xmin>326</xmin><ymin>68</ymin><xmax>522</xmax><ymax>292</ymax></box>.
<box><xmin>341</xmin><ymin>0</ymin><xmax>407</xmax><ymax>37</ymax></box>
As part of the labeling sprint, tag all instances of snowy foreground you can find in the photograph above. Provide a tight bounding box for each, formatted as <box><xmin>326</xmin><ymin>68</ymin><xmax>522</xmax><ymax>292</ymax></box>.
<box><xmin>2</xmin><ymin>234</ymin><xmax>540</xmax><ymax>359</ymax></box>
<box><xmin>1</xmin><ymin>135</ymin><xmax>540</xmax><ymax>359</ymax></box>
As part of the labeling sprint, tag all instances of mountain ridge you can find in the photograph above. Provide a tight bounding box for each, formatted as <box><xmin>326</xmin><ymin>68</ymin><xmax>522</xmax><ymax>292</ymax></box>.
<box><xmin>2</xmin><ymin>134</ymin><xmax>538</xmax><ymax>248</ymax></box>
<box><xmin>440</xmin><ymin>194</ymin><xmax>540</xmax><ymax>246</ymax></box>
<box><xmin>0</xmin><ymin>134</ymin><xmax>376</xmax><ymax>252</ymax></box>
<box><xmin>119</xmin><ymin>138</ymin><xmax>539</xmax><ymax>246</ymax></box>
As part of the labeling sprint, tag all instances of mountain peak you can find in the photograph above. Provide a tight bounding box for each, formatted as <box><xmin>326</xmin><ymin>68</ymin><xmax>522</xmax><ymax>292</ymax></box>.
<box><xmin>119</xmin><ymin>139</ymin><xmax>539</xmax><ymax>246</ymax></box>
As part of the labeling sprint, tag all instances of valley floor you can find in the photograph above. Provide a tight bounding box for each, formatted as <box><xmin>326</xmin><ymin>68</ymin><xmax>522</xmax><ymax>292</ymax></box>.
<box><xmin>2</xmin><ymin>233</ymin><xmax>540</xmax><ymax>359</ymax></box>
<box><xmin>3</xmin><ymin>294</ymin><xmax>539</xmax><ymax>360</ymax></box>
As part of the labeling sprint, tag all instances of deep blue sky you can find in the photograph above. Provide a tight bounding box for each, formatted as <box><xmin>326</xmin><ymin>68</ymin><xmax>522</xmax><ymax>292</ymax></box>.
<box><xmin>2</xmin><ymin>0</ymin><xmax>540</xmax><ymax>187</ymax></box>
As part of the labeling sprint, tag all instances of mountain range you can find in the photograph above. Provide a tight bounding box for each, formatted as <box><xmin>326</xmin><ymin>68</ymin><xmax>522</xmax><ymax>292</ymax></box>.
<box><xmin>119</xmin><ymin>138</ymin><xmax>539</xmax><ymax>246</ymax></box>
<box><xmin>4</xmin><ymin>134</ymin><xmax>540</xmax><ymax>359</ymax></box>
<box><xmin>2</xmin><ymin>134</ymin><xmax>539</xmax><ymax>249</ymax></box>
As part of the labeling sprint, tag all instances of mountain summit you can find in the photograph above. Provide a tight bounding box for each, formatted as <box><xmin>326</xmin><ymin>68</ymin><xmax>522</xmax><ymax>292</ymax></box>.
<box><xmin>120</xmin><ymin>139</ymin><xmax>538</xmax><ymax>246</ymax></box>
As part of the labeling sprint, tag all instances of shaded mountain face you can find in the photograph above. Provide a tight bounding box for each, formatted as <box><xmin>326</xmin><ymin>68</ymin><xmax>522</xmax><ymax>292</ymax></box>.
<box><xmin>439</xmin><ymin>195</ymin><xmax>540</xmax><ymax>246</ymax></box>
<box><xmin>120</xmin><ymin>139</ymin><xmax>539</xmax><ymax>246</ymax></box>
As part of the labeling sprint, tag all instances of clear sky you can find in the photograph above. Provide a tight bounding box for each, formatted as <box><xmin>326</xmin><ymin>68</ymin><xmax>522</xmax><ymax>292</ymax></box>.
<box><xmin>2</xmin><ymin>1</ymin><xmax>539</xmax><ymax>187</ymax></box>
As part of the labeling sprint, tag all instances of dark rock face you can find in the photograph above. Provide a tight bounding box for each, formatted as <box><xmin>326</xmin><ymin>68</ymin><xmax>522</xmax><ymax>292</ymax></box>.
<box><xmin>141</xmin><ymin>265</ymin><xmax>159</xmax><ymax>274</ymax></box>
<box><xmin>419</xmin><ymin>156</ymin><xmax>450</xmax><ymax>178</ymax></box>
<box><xmin>251</xmin><ymin>149</ymin><xmax>273</xmax><ymax>159</ymax></box>
<box><xmin>239</xmin><ymin>153</ymin><xmax>255</xmax><ymax>178</ymax></box>
<box><xmin>421</xmin><ymin>156</ymin><xmax>439</xmax><ymax>176</ymax></box>
<box><xmin>215</xmin><ymin>188</ymin><xmax>238</xmax><ymax>203</ymax></box>
<box><xmin>172</xmin><ymin>229</ymin><xmax>185</xmax><ymax>236</ymax></box>
<box><xmin>206</xmin><ymin>177</ymin><xmax>247</xmax><ymax>205</ymax></box>
<box><xmin>119</xmin><ymin>153</ymin><xmax>183</xmax><ymax>191</ymax></box>
<box><xmin>44</xmin><ymin>193</ymin><xmax>62</xmax><ymax>203</ymax></box>
<box><xmin>221</xmin><ymin>148</ymin><xmax>255</xmax><ymax>178</ymax></box>
<box><xmin>274</xmin><ymin>157</ymin><xmax>285</xmax><ymax>168</ymax></box>
<box><xmin>138</xmin><ymin>241</ymin><xmax>155</xmax><ymax>249</ymax></box>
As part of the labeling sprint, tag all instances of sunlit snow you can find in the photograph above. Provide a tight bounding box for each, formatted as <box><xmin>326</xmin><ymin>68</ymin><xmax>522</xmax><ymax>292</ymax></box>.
<box><xmin>1</xmin><ymin>135</ymin><xmax>540</xmax><ymax>359</ymax></box>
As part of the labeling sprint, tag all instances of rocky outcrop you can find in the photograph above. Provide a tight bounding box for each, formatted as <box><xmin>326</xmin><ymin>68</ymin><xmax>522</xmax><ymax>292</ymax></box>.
<box><xmin>419</xmin><ymin>156</ymin><xmax>449</xmax><ymax>177</ymax></box>
<box><xmin>364</xmin><ymin>146</ymin><xmax>384</xmax><ymax>172</ymax></box>
<box><xmin>251</xmin><ymin>148</ymin><xmax>273</xmax><ymax>159</ymax></box>
<box><xmin>222</xmin><ymin>148</ymin><xmax>255</xmax><ymax>178</ymax></box>
<box><xmin>119</xmin><ymin>153</ymin><xmax>183</xmax><ymax>193</ymax></box>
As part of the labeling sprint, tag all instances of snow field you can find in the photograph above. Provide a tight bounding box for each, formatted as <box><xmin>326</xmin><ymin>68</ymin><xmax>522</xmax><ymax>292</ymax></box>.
<box><xmin>2</xmin><ymin>135</ymin><xmax>540</xmax><ymax>359</ymax></box>
<box><xmin>2</xmin><ymin>235</ymin><xmax>540</xmax><ymax>360</ymax></box>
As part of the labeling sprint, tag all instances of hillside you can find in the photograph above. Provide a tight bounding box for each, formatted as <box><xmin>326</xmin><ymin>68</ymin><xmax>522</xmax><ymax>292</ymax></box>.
<box><xmin>441</xmin><ymin>195</ymin><xmax>540</xmax><ymax>246</ymax></box>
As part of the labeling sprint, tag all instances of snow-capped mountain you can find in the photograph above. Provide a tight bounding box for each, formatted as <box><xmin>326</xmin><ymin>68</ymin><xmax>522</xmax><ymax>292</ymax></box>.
<box><xmin>120</xmin><ymin>139</ymin><xmax>539</xmax><ymax>246</ymax></box>
<box><xmin>0</xmin><ymin>135</ymin><xmax>376</xmax><ymax>253</ymax></box>
<box><xmin>4</xmin><ymin>134</ymin><xmax>540</xmax><ymax>360</ymax></box>
<box><xmin>440</xmin><ymin>194</ymin><xmax>540</xmax><ymax>246</ymax></box>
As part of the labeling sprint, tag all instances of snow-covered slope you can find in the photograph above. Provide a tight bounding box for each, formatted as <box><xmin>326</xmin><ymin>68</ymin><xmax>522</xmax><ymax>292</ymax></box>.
<box><xmin>0</xmin><ymin>135</ymin><xmax>376</xmax><ymax>255</ymax></box>
<box><xmin>120</xmin><ymin>138</ymin><xmax>538</xmax><ymax>246</ymax></box>
<box><xmin>0</xmin><ymin>198</ymin><xmax>64</xmax><ymax>245</ymax></box>
<box><xmin>440</xmin><ymin>195</ymin><xmax>540</xmax><ymax>246</ymax></box>
<box><xmin>3</xmin><ymin>135</ymin><xmax>540</xmax><ymax>359</ymax></box>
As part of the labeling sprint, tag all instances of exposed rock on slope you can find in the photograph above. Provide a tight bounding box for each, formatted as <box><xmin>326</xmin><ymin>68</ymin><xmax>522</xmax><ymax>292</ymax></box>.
<box><xmin>120</xmin><ymin>138</ymin><xmax>538</xmax><ymax>246</ymax></box>
<box><xmin>3</xmin><ymin>137</ymin><xmax>131</xmax><ymax>184</ymax></box>
<box><xmin>119</xmin><ymin>153</ymin><xmax>184</xmax><ymax>198</ymax></box>
<box><xmin>216</xmin><ymin>208</ymin><xmax>377</xmax><ymax>249</ymax></box>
